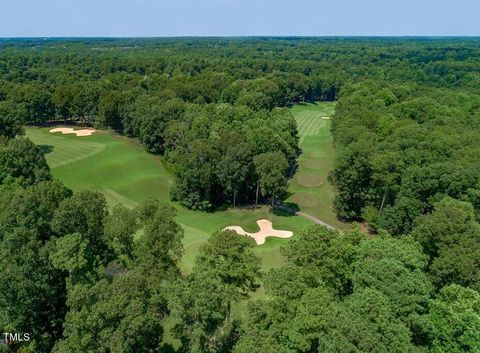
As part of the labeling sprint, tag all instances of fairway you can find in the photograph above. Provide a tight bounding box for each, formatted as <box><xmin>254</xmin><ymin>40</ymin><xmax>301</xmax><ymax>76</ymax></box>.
<box><xmin>26</xmin><ymin>103</ymin><xmax>344</xmax><ymax>272</ymax></box>
<box><xmin>26</xmin><ymin>127</ymin><xmax>314</xmax><ymax>272</ymax></box>
<box><xmin>287</xmin><ymin>102</ymin><xmax>347</xmax><ymax>230</ymax></box>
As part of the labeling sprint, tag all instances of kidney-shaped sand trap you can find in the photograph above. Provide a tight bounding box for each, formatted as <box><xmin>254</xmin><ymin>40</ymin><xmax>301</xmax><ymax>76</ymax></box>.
<box><xmin>49</xmin><ymin>127</ymin><xmax>96</xmax><ymax>137</ymax></box>
<box><xmin>223</xmin><ymin>219</ymin><xmax>293</xmax><ymax>245</ymax></box>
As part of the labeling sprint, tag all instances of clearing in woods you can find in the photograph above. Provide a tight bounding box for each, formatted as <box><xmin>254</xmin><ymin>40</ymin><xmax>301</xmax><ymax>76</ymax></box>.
<box><xmin>287</xmin><ymin>102</ymin><xmax>348</xmax><ymax>230</ymax></box>
<box><xmin>25</xmin><ymin>102</ymin><xmax>344</xmax><ymax>272</ymax></box>
<box><xmin>26</xmin><ymin>126</ymin><xmax>312</xmax><ymax>273</ymax></box>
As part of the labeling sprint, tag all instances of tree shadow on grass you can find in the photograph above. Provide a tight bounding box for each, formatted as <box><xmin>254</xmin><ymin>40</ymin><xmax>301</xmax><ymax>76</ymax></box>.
<box><xmin>296</xmin><ymin>100</ymin><xmax>319</xmax><ymax>106</ymax></box>
<box><xmin>273</xmin><ymin>202</ymin><xmax>300</xmax><ymax>217</ymax></box>
<box><xmin>38</xmin><ymin>144</ymin><xmax>54</xmax><ymax>155</ymax></box>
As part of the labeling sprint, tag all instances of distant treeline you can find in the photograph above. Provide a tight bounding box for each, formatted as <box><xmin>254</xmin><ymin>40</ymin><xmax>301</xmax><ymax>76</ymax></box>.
<box><xmin>2</xmin><ymin>38</ymin><xmax>480</xmax><ymax>208</ymax></box>
<box><xmin>0</xmin><ymin>38</ymin><xmax>343</xmax><ymax>208</ymax></box>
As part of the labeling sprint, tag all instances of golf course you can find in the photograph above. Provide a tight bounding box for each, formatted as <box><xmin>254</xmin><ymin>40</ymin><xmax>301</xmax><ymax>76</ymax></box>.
<box><xmin>287</xmin><ymin>102</ymin><xmax>348</xmax><ymax>230</ymax></box>
<box><xmin>5</xmin><ymin>35</ymin><xmax>478</xmax><ymax>353</ymax></box>
<box><xmin>26</xmin><ymin>102</ymin><xmax>342</xmax><ymax>272</ymax></box>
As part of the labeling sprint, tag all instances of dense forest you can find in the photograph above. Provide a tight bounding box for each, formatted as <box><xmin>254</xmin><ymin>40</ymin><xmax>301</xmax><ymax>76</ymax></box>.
<box><xmin>1</xmin><ymin>38</ymin><xmax>480</xmax><ymax>352</ymax></box>
<box><xmin>331</xmin><ymin>82</ymin><xmax>480</xmax><ymax>231</ymax></box>
<box><xmin>2</xmin><ymin>37</ymin><xmax>480</xmax><ymax>207</ymax></box>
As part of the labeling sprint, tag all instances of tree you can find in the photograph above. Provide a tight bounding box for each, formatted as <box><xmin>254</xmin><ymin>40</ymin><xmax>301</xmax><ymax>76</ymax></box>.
<box><xmin>427</xmin><ymin>284</ymin><xmax>480</xmax><ymax>352</ymax></box>
<box><xmin>272</xmin><ymin>225</ymin><xmax>360</xmax><ymax>297</ymax></box>
<box><xmin>96</xmin><ymin>91</ymin><xmax>124</xmax><ymax>130</ymax></box>
<box><xmin>319</xmin><ymin>289</ymin><xmax>417</xmax><ymax>353</ymax></box>
<box><xmin>172</xmin><ymin>139</ymin><xmax>216</xmax><ymax>210</ymax></box>
<box><xmin>52</xmin><ymin>84</ymin><xmax>76</xmax><ymax>119</ymax></box>
<box><xmin>71</xmin><ymin>84</ymin><xmax>99</xmax><ymax>125</ymax></box>
<box><xmin>253</xmin><ymin>151</ymin><xmax>288</xmax><ymax>207</ymax></box>
<box><xmin>104</xmin><ymin>204</ymin><xmax>139</xmax><ymax>264</ymax></box>
<box><xmin>0</xmin><ymin>181</ymin><xmax>71</xmax><ymax>352</ymax></box>
<box><xmin>0</xmin><ymin>180</ymin><xmax>70</xmax><ymax>240</ymax></box>
<box><xmin>170</xmin><ymin>271</ymin><xmax>238</xmax><ymax>353</ymax></box>
<box><xmin>233</xmin><ymin>330</ymin><xmax>294</xmax><ymax>353</ymax></box>
<box><xmin>133</xmin><ymin>98</ymin><xmax>185</xmax><ymax>154</ymax></box>
<box><xmin>331</xmin><ymin>81</ymin><xmax>480</xmax><ymax>232</ymax></box>
<box><xmin>352</xmin><ymin>234</ymin><xmax>432</xmax><ymax>333</ymax></box>
<box><xmin>0</xmin><ymin>137</ymin><xmax>51</xmax><ymax>186</ymax></box>
<box><xmin>367</xmin><ymin>150</ymin><xmax>405</xmax><ymax>226</ymax></box>
<box><xmin>0</xmin><ymin>100</ymin><xmax>24</xmax><ymax>138</ymax></box>
<box><xmin>50</xmin><ymin>232</ymin><xmax>91</xmax><ymax>282</ymax></box>
<box><xmin>237</xmin><ymin>275</ymin><xmax>417</xmax><ymax>353</ymax></box>
<box><xmin>51</xmin><ymin>190</ymin><xmax>113</xmax><ymax>275</ymax></box>
<box><xmin>53</xmin><ymin>271</ymin><xmax>166</xmax><ymax>353</ymax></box>
<box><xmin>330</xmin><ymin>135</ymin><xmax>376</xmax><ymax>220</ymax></box>
<box><xmin>0</xmin><ymin>228</ymin><xmax>68</xmax><ymax>352</ymax></box>
<box><xmin>53</xmin><ymin>200</ymin><xmax>186</xmax><ymax>353</ymax></box>
<box><xmin>135</xmin><ymin>203</ymin><xmax>184</xmax><ymax>281</ymax></box>
<box><xmin>170</xmin><ymin>229</ymin><xmax>260</xmax><ymax>353</ymax></box>
<box><xmin>411</xmin><ymin>197</ymin><xmax>480</xmax><ymax>291</ymax></box>
<box><xmin>195</xmin><ymin>230</ymin><xmax>261</xmax><ymax>297</ymax></box>
<box><xmin>215</xmin><ymin>132</ymin><xmax>251</xmax><ymax>208</ymax></box>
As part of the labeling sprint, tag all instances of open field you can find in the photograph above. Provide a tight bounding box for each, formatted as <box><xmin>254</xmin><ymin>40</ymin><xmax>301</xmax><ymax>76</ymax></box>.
<box><xmin>26</xmin><ymin>126</ymin><xmax>314</xmax><ymax>272</ymax></box>
<box><xmin>287</xmin><ymin>102</ymin><xmax>348</xmax><ymax>230</ymax></box>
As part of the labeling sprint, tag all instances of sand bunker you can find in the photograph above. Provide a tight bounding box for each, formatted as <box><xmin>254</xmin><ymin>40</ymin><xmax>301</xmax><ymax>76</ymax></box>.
<box><xmin>223</xmin><ymin>219</ymin><xmax>293</xmax><ymax>245</ymax></box>
<box><xmin>321</xmin><ymin>116</ymin><xmax>331</xmax><ymax>120</ymax></box>
<box><xmin>50</xmin><ymin>127</ymin><xmax>96</xmax><ymax>137</ymax></box>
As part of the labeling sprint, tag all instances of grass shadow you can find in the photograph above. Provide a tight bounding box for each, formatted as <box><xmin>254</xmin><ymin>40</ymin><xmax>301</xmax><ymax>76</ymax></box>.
<box><xmin>273</xmin><ymin>202</ymin><xmax>299</xmax><ymax>217</ymax></box>
<box><xmin>38</xmin><ymin>144</ymin><xmax>54</xmax><ymax>155</ymax></box>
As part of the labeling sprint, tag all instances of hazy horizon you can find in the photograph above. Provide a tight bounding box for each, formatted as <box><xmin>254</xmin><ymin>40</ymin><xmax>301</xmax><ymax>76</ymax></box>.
<box><xmin>1</xmin><ymin>35</ymin><xmax>480</xmax><ymax>39</ymax></box>
<box><xmin>1</xmin><ymin>0</ymin><xmax>479</xmax><ymax>37</ymax></box>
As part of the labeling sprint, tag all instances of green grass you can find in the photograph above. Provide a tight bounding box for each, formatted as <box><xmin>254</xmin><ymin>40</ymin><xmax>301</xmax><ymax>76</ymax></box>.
<box><xmin>26</xmin><ymin>105</ymin><xmax>344</xmax><ymax>272</ymax></box>
<box><xmin>287</xmin><ymin>102</ymin><xmax>348</xmax><ymax>230</ymax></box>
<box><xmin>27</xmin><ymin>107</ymin><xmax>343</xmax><ymax>348</ymax></box>
<box><xmin>26</xmin><ymin>127</ymin><xmax>313</xmax><ymax>273</ymax></box>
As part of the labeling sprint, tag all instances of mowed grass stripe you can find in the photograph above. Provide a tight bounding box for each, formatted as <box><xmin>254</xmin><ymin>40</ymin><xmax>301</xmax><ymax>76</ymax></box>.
<box><xmin>297</xmin><ymin>112</ymin><xmax>317</xmax><ymax>135</ymax></box>
<box><xmin>296</xmin><ymin>110</ymin><xmax>313</xmax><ymax>127</ymax></box>
<box><xmin>296</xmin><ymin>113</ymin><xmax>310</xmax><ymax>132</ymax></box>
<box><xmin>297</xmin><ymin>113</ymin><xmax>316</xmax><ymax>139</ymax></box>
<box><xmin>298</xmin><ymin>113</ymin><xmax>325</xmax><ymax>144</ymax></box>
<box><xmin>26</xmin><ymin>129</ymin><xmax>106</xmax><ymax>168</ymax></box>
<box><xmin>303</xmin><ymin>116</ymin><xmax>322</xmax><ymax>136</ymax></box>
<box><xmin>299</xmin><ymin>110</ymin><xmax>330</xmax><ymax>137</ymax></box>
<box><xmin>298</xmin><ymin>110</ymin><xmax>323</xmax><ymax>134</ymax></box>
<box><xmin>48</xmin><ymin>144</ymin><xmax>106</xmax><ymax>168</ymax></box>
<box><xmin>288</xmin><ymin>102</ymin><xmax>348</xmax><ymax>230</ymax></box>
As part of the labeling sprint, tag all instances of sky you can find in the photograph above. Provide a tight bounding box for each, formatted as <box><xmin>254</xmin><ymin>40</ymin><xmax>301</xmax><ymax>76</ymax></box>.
<box><xmin>0</xmin><ymin>0</ymin><xmax>479</xmax><ymax>37</ymax></box>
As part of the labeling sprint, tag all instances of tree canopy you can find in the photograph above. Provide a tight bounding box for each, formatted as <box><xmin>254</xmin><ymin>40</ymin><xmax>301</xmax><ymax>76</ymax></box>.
<box><xmin>1</xmin><ymin>37</ymin><xmax>480</xmax><ymax>352</ymax></box>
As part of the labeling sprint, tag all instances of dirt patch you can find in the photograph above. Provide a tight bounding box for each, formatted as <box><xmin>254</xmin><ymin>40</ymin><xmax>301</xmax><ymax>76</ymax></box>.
<box><xmin>223</xmin><ymin>219</ymin><xmax>293</xmax><ymax>245</ymax></box>
<box><xmin>291</xmin><ymin>193</ymin><xmax>319</xmax><ymax>208</ymax></box>
<box><xmin>297</xmin><ymin>174</ymin><xmax>324</xmax><ymax>187</ymax></box>
<box><xmin>50</xmin><ymin>127</ymin><xmax>96</xmax><ymax>137</ymax></box>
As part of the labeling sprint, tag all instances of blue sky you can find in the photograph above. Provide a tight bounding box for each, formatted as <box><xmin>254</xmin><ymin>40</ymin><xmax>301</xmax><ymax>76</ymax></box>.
<box><xmin>1</xmin><ymin>0</ymin><xmax>479</xmax><ymax>37</ymax></box>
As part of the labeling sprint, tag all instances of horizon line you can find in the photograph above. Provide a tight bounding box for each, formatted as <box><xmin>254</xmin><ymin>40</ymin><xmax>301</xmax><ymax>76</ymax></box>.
<box><xmin>1</xmin><ymin>35</ymin><xmax>480</xmax><ymax>39</ymax></box>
